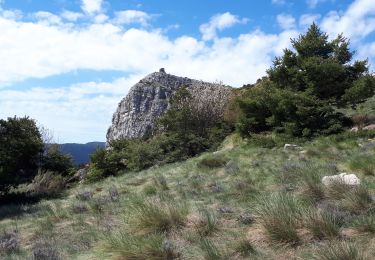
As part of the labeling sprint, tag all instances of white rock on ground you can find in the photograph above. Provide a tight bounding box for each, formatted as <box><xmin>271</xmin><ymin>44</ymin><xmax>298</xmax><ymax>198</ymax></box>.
<box><xmin>322</xmin><ymin>173</ymin><xmax>360</xmax><ymax>186</ymax></box>
<box><xmin>284</xmin><ymin>144</ymin><xmax>302</xmax><ymax>150</ymax></box>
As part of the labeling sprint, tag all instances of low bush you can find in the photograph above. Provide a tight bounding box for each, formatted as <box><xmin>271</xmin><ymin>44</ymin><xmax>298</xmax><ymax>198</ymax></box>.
<box><xmin>27</xmin><ymin>171</ymin><xmax>66</xmax><ymax>197</ymax></box>
<box><xmin>198</xmin><ymin>155</ymin><xmax>229</xmax><ymax>169</ymax></box>
<box><xmin>0</xmin><ymin>231</ymin><xmax>19</xmax><ymax>255</ymax></box>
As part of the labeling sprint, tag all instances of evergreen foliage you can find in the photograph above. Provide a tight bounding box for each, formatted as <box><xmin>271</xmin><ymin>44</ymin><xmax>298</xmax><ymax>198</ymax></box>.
<box><xmin>236</xmin><ymin>24</ymin><xmax>375</xmax><ymax>137</ymax></box>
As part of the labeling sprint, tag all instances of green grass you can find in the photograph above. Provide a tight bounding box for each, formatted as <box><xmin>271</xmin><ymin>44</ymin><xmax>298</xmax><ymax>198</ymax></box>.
<box><xmin>255</xmin><ymin>193</ymin><xmax>303</xmax><ymax>245</ymax></box>
<box><xmin>0</xmin><ymin>132</ymin><xmax>375</xmax><ymax>258</ymax></box>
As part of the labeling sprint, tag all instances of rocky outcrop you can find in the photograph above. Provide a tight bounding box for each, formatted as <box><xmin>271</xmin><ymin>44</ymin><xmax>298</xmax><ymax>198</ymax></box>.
<box><xmin>107</xmin><ymin>69</ymin><xmax>233</xmax><ymax>143</ymax></box>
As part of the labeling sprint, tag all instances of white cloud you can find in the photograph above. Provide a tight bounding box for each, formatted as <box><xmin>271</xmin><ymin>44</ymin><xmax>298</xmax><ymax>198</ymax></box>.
<box><xmin>81</xmin><ymin>0</ymin><xmax>103</xmax><ymax>15</ymax></box>
<box><xmin>277</xmin><ymin>14</ymin><xmax>296</xmax><ymax>30</ymax></box>
<box><xmin>114</xmin><ymin>10</ymin><xmax>152</xmax><ymax>26</ymax></box>
<box><xmin>34</xmin><ymin>11</ymin><xmax>62</xmax><ymax>25</ymax></box>
<box><xmin>0</xmin><ymin>75</ymin><xmax>142</xmax><ymax>143</ymax></box>
<box><xmin>321</xmin><ymin>0</ymin><xmax>375</xmax><ymax>41</ymax></box>
<box><xmin>61</xmin><ymin>11</ymin><xmax>84</xmax><ymax>22</ymax></box>
<box><xmin>272</xmin><ymin>0</ymin><xmax>286</xmax><ymax>5</ymax></box>
<box><xmin>299</xmin><ymin>14</ymin><xmax>321</xmax><ymax>28</ymax></box>
<box><xmin>200</xmin><ymin>12</ymin><xmax>248</xmax><ymax>41</ymax></box>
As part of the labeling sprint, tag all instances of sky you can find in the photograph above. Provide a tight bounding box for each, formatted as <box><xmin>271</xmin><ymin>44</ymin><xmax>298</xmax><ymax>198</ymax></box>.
<box><xmin>0</xmin><ymin>0</ymin><xmax>375</xmax><ymax>143</ymax></box>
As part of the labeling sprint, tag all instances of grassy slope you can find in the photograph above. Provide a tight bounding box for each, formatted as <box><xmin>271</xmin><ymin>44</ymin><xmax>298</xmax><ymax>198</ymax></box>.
<box><xmin>1</xmin><ymin>133</ymin><xmax>375</xmax><ymax>259</ymax></box>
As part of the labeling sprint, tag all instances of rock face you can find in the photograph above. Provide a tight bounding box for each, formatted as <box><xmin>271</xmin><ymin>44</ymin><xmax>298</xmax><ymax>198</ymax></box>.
<box><xmin>107</xmin><ymin>69</ymin><xmax>233</xmax><ymax>143</ymax></box>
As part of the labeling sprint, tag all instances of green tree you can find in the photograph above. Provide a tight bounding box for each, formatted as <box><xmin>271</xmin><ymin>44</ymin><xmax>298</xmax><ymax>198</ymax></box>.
<box><xmin>268</xmin><ymin>23</ymin><xmax>374</xmax><ymax>106</ymax></box>
<box><xmin>0</xmin><ymin>116</ymin><xmax>43</xmax><ymax>193</ymax></box>
<box><xmin>236</xmin><ymin>24</ymin><xmax>374</xmax><ymax>138</ymax></box>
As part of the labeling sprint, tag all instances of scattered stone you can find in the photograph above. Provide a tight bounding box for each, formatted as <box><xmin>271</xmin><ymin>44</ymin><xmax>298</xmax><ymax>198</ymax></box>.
<box><xmin>237</xmin><ymin>213</ymin><xmax>254</xmax><ymax>225</ymax></box>
<box><xmin>108</xmin><ymin>186</ymin><xmax>120</xmax><ymax>202</ymax></box>
<box><xmin>363</xmin><ymin>124</ymin><xmax>375</xmax><ymax>130</ymax></box>
<box><xmin>32</xmin><ymin>242</ymin><xmax>60</xmax><ymax>260</ymax></box>
<box><xmin>350</xmin><ymin>126</ymin><xmax>359</xmax><ymax>132</ymax></box>
<box><xmin>71</xmin><ymin>202</ymin><xmax>88</xmax><ymax>214</ymax></box>
<box><xmin>209</xmin><ymin>183</ymin><xmax>224</xmax><ymax>193</ymax></box>
<box><xmin>322</xmin><ymin>173</ymin><xmax>360</xmax><ymax>186</ymax></box>
<box><xmin>218</xmin><ymin>207</ymin><xmax>234</xmax><ymax>214</ymax></box>
<box><xmin>76</xmin><ymin>191</ymin><xmax>93</xmax><ymax>201</ymax></box>
<box><xmin>283</xmin><ymin>144</ymin><xmax>303</xmax><ymax>150</ymax></box>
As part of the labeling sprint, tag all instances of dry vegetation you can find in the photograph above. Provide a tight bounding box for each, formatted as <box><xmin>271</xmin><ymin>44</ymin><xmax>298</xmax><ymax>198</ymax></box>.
<box><xmin>1</xmin><ymin>131</ymin><xmax>375</xmax><ymax>259</ymax></box>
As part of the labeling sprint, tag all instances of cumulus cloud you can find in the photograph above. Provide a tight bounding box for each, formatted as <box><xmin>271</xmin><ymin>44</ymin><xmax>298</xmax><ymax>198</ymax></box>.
<box><xmin>272</xmin><ymin>0</ymin><xmax>286</xmax><ymax>5</ymax></box>
<box><xmin>299</xmin><ymin>14</ymin><xmax>321</xmax><ymax>28</ymax></box>
<box><xmin>199</xmin><ymin>12</ymin><xmax>248</xmax><ymax>41</ymax></box>
<box><xmin>0</xmin><ymin>75</ymin><xmax>142</xmax><ymax>142</ymax></box>
<box><xmin>61</xmin><ymin>11</ymin><xmax>84</xmax><ymax>22</ymax></box>
<box><xmin>114</xmin><ymin>10</ymin><xmax>152</xmax><ymax>26</ymax></box>
<box><xmin>277</xmin><ymin>14</ymin><xmax>296</xmax><ymax>30</ymax></box>
<box><xmin>2</xmin><ymin>0</ymin><xmax>374</xmax><ymax>142</ymax></box>
<box><xmin>321</xmin><ymin>0</ymin><xmax>375</xmax><ymax>41</ymax></box>
<box><xmin>81</xmin><ymin>0</ymin><xmax>103</xmax><ymax>14</ymax></box>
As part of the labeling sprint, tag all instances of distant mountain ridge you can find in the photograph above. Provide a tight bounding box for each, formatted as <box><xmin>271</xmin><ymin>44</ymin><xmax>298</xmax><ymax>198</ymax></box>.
<box><xmin>59</xmin><ymin>142</ymin><xmax>105</xmax><ymax>165</ymax></box>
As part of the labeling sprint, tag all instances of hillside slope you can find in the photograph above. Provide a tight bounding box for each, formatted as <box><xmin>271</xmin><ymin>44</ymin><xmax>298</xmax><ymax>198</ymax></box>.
<box><xmin>1</xmin><ymin>132</ymin><xmax>375</xmax><ymax>259</ymax></box>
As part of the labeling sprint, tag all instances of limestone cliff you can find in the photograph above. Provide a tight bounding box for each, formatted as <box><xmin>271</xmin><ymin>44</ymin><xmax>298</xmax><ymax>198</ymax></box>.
<box><xmin>106</xmin><ymin>69</ymin><xmax>233</xmax><ymax>143</ymax></box>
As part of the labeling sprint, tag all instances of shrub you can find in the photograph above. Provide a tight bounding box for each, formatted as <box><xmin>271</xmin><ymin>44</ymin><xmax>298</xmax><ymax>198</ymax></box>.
<box><xmin>312</xmin><ymin>241</ymin><xmax>367</xmax><ymax>260</ymax></box>
<box><xmin>32</xmin><ymin>242</ymin><xmax>60</xmax><ymax>260</ymax></box>
<box><xmin>0</xmin><ymin>116</ymin><xmax>43</xmax><ymax>193</ymax></box>
<box><xmin>198</xmin><ymin>155</ymin><xmax>229</xmax><ymax>169</ymax></box>
<box><xmin>42</xmin><ymin>144</ymin><xmax>73</xmax><ymax>176</ymax></box>
<box><xmin>128</xmin><ymin>197</ymin><xmax>189</xmax><ymax>234</ymax></box>
<box><xmin>27</xmin><ymin>171</ymin><xmax>66</xmax><ymax>196</ymax></box>
<box><xmin>0</xmin><ymin>231</ymin><xmax>19</xmax><ymax>255</ymax></box>
<box><xmin>255</xmin><ymin>193</ymin><xmax>302</xmax><ymax>245</ymax></box>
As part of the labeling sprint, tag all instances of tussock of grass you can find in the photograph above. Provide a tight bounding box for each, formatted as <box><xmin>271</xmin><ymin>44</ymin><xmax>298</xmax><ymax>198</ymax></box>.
<box><xmin>255</xmin><ymin>193</ymin><xmax>302</xmax><ymax>245</ymax></box>
<box><xmin>312</xmin><ymin>241</ymin><xmax>368</xmax><ymax>260</ymax></box>
<box><xmin>195</xmin><ymin>209</ymin><xmax>220</xmax><ymax>237</ymax></box>
<box><xmin>349</xmin><ymin>155</ymin><xmax>375</xmax><ymax>176</ymax></box>
<box><xmin>353</xmin><ymin>213</ymin><xmax>375</xmax><ymax>234</ymax></box>
<box><xmin>103</xmin><ymin>232</ymin><xmax>180</xmax><ymax>259</ymax></box>
<box><xmin>304</xmin><ymin>209</ymin><xmax>341</xmax><ymax>240</ymax></box>
<box><xmin>199</xmin><ymin>238</ymin><xmax>222</xmax><ymax>260</ymax></box>
<box><xmin>342</xmin><ymin>185</ymin><xmax>373</xmax><ymax>213</ymax></box>
<box><xmin>128</xmin><ymin>197</ymin><xmax>189</xmax><ymax>234</ymax></box>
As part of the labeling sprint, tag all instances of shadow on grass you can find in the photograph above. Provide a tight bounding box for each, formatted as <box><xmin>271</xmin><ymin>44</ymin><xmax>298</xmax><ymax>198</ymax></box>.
<box><xmin>0</xmin><ymin>192</ymin><xmax>63</xmax><ymax>220</ymax></box>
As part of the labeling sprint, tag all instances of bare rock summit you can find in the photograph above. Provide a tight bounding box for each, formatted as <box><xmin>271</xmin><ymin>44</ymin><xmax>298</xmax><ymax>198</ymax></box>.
<box><xmin>106</xmin><ymin>69</ymin><xmax>233</xmax><ymax>143</ymax></box>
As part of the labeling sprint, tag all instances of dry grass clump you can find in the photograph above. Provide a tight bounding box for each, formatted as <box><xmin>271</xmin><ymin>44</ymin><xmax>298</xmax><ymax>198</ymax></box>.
<box><xmin>195</xmin><ymin>209</ymin><xmax>220</xmax><ymax>237</ymax></box>
<box><xmin>128</xmin><ymin>197</ymin><xmax>189</xmax><ymax>234</ymax></box>
<box><xmin>312</xmin><ymin>241</ymin><xmax>368</xmax><ymax>260</ymax></box>
<box><xmin>349</xmin><ymin>155</ymin><xmax>375</xmax><ymax>176</ymax></box>
<box><xmin>304</xmin><ymin>209</ymin><xmax>341</xmax><ymax>240</ymax></box>
<box><xmin>103</xmin><ymin>233</ymin><xmax>180</xmax><ymax>259</ymax></box>
<box><xmin>255</xmin><ymin>193</ymin><xmax>302</xmax><ymax>245</ymax></box>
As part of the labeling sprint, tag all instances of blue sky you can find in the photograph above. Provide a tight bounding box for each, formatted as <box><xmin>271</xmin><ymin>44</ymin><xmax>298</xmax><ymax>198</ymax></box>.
<box><xmin>0</xmin><ymin>0</ymin><xmax>374</xmax><ymax>143</ymax></box>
